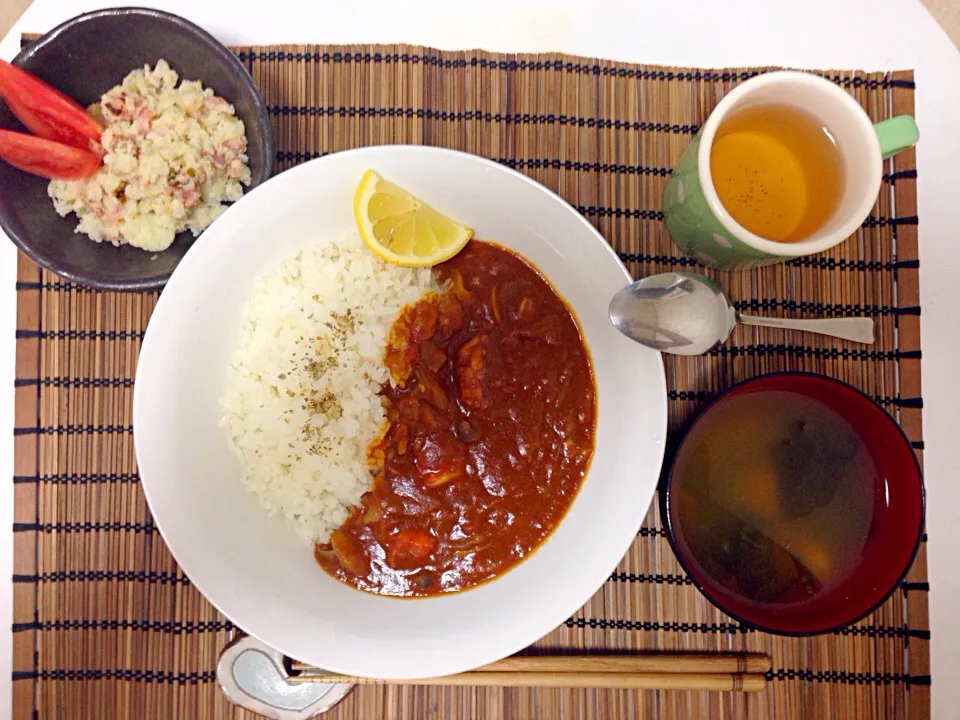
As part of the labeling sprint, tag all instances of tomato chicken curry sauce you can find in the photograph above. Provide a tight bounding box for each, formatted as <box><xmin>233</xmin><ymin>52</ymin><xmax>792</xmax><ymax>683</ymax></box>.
<box><xmin>315</xmin><ymin>240</ymin><xmax>597</xmax><ymax>596</ymax></box>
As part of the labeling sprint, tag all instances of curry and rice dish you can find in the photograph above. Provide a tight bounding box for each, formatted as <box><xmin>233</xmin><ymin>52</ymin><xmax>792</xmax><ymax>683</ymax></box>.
<box><xmin>221</xmin><ymin>236</ymin><xmax>596</xmax><ymax>597</ymax></box>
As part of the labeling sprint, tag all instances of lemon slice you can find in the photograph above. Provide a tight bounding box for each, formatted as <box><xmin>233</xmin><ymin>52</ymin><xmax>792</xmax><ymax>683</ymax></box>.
<box><xmin>353</xmin><ymin>169</ymin><xmax>474</xmax><ymax>266</ymax></box>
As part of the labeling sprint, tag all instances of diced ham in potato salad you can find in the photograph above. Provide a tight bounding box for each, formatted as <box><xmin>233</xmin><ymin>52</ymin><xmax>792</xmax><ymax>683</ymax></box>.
<box><xmin>48</xmin><ymin>59</ymin><xmax>251</xmax><ymax>252</ymax></box>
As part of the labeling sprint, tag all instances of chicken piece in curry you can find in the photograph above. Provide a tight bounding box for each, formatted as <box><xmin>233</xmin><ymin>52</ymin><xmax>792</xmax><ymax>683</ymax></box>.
<box><xmin>315</xmin><ymin>240</ymin><xmax>597</xmax><ymax>596</ymax></box>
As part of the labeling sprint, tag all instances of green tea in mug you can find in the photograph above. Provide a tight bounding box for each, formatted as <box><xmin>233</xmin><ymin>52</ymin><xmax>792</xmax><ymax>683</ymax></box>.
<box><xmin>709</xmin><ymin>104</ymin><xmax>845</xmax><ymax>243</ymax></box>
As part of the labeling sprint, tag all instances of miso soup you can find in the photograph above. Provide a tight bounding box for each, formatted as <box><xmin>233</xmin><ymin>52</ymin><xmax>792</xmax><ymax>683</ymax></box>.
<box><xmin>671</xmin><ymin>390</ymin><xmax>875</xmax><ymax>605</ymax></box>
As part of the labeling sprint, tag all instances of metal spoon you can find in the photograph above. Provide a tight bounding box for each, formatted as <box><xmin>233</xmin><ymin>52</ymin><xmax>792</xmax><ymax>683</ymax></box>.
<box><xmin>608</xmin><ymin>272</ymin><xmax>874</xmax><ymax>356</ymax></box>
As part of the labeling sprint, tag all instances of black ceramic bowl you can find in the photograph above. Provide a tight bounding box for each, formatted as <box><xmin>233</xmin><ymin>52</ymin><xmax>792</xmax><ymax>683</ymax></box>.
<box><xmin>0</xmin><ymin>7</ymin><xmax>275</xmax><ymax>290</ymax></box>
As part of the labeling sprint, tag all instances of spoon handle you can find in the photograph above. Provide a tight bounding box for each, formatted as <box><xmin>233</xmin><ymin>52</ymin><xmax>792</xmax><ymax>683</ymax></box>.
<box><xmin>737</xmin><ymin>315</ymin><xmax>875</xmax><ymax>344</ymax></box>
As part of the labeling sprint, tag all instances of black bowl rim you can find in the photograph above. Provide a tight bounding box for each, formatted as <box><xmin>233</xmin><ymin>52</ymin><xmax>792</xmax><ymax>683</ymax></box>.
<box><xmin>660</xmin><ymin>370</ymin><xmax>926</xmax><ymax>637</ymax></box>
<box><xmin>2</xmin><ymin>6</ymin><xmax>276</xmax><ymax>292</ymax></box>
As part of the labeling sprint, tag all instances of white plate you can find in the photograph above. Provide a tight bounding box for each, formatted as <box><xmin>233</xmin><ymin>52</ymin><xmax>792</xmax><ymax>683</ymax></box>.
<box><xmin>133</xmin><ymin>145</ymin><xmax>667</xmax><ymax>679</ymax></box>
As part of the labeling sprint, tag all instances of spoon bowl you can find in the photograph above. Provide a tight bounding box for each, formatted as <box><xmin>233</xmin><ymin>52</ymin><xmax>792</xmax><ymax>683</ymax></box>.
<box><xmin>608</xmin><ymin>272</ymin><xmax>735</xmax><ymax>356</ymax></box>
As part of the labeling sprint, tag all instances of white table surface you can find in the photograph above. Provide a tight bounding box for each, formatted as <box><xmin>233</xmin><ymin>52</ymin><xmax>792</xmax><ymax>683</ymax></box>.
<box><xmin>2</xmin><ymin>0</ymin><xmax>959</xmax><ymax>717</ymax></box>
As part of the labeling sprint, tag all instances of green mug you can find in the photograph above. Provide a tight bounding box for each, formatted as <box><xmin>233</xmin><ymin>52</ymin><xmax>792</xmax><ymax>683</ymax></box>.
<box><xmin>662</xmin><ymin>71</ymin><xmax>919</xmax><ymax>270</ymax></box>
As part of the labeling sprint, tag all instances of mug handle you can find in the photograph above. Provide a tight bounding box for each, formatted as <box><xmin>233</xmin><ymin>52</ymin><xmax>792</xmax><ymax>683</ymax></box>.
<box><xmin>874</xmin><ymin>116</ymin><xmax>920</xmax><ymax>159</ymax></box>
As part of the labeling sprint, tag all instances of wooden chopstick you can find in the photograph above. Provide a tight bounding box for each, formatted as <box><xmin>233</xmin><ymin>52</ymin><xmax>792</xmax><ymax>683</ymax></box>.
<box><xmin>289</xmin><ymin>670</ymin><xmax>767</xmax><ymax>692</ymax></box>
<box><xmin>290</xmin><ymin>653</ymin><xmax>772</xmax><ymax>676</ymax></box>
<box><xmin>288</xmin><ymin>654</ymin><xmax>772</xmax><ymax>692</ymax></box>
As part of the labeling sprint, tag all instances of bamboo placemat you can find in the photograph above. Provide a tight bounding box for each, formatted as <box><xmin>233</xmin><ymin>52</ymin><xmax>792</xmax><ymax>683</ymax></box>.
<box><xmin>10</xmin><ymin>43</ymin><xmax>927</xmax><ymax>720</ymax></box>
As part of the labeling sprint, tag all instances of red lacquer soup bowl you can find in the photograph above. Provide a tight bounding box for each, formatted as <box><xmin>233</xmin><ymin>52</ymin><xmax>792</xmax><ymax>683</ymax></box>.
<box><xmin>662</xmin><ymin>373</ymin><xmax>924</xmax><ymax>635</ymax></box>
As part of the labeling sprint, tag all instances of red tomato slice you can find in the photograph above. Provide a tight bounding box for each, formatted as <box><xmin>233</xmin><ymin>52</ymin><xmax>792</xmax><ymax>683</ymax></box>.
<box><xmin>0</xmin><ymin>130</ymin><xmax>101</xmax><ymax>179</ymax></box>
<box><xmin>0</xmin><ymin>60</ymin><xmax>104</xmax><ymax>152</ymax></box>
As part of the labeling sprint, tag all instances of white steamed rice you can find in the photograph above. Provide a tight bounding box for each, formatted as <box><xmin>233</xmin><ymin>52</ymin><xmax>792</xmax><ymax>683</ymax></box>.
<box><xmin>220</xmin><ymin>232</ymin><xmax>435</xmax><ymax>542</ymax></box>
